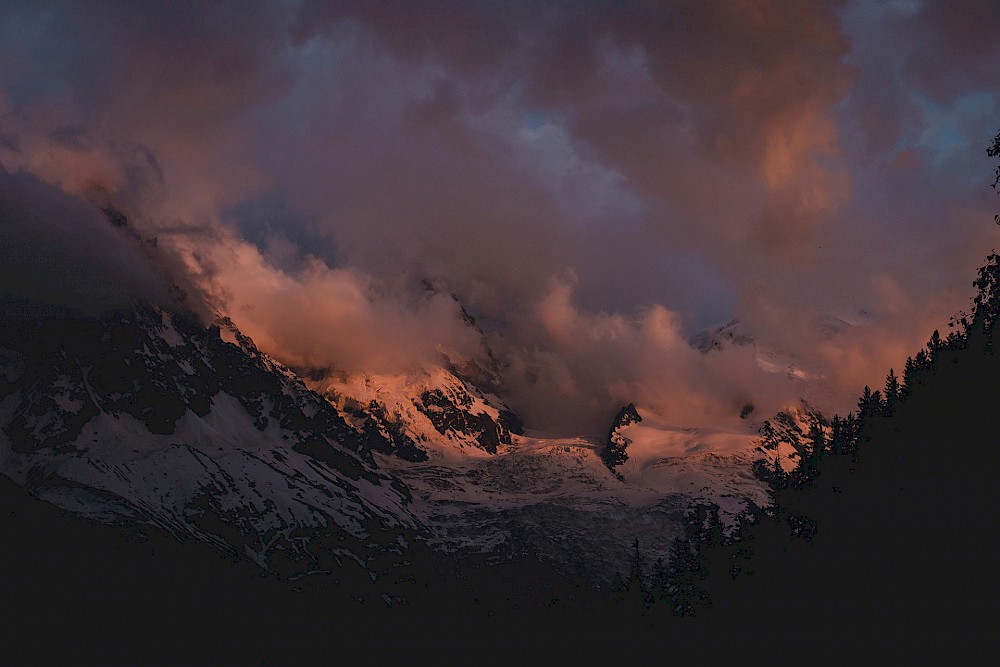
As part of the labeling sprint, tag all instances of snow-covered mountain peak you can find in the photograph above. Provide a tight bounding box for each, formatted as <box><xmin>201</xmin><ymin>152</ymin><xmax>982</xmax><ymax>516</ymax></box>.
<box><xmin>315</xmin><ymin>365</ymin><xmax>523</xmax><ymax>462</ymax></box>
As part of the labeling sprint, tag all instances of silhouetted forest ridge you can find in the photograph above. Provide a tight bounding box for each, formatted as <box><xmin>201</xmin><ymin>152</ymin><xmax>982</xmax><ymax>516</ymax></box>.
<box><xmin>636</xmin><ymin>252</ymin><xmax>1000</xmax><ymax>622</ymax></box>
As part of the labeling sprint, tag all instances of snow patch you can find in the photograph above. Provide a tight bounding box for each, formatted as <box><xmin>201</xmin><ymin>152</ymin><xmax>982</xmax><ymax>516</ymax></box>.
<box><xmin>156</xmin><ymin>311</ymin><xmax>185</xmax><ymax>347</ymax></box>
<box><xmin>53</xmin><ymin>394</ymin><xmax>84</xmax><ymax>414</ymax></box>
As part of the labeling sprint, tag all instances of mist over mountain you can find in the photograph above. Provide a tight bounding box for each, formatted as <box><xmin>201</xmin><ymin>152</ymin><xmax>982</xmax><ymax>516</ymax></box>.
<box><xmin>2</xmin><ymin>1</ymin><xmax>1000</xmax><ymax>658</ymax></box>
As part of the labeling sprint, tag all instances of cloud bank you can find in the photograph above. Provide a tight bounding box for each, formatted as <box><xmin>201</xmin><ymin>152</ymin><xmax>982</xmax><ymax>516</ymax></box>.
<box><xmin>1</xmin><ymin>0</ymin><xmax>998</xmax><ymax>434</ymax></box>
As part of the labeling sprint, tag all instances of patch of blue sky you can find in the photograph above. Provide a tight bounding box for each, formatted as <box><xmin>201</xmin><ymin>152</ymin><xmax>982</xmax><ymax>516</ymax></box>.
<box><xmin>909</xmin><ymin>91</ymin><xmax>996</xmax><ymax>168</ymax></box>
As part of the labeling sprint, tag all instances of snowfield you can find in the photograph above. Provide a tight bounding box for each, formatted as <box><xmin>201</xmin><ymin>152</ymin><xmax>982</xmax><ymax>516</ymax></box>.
<box><xmin>378</xmin><ymin>416</ymin><xmax>771</xmax><ymax>582</ymax></box>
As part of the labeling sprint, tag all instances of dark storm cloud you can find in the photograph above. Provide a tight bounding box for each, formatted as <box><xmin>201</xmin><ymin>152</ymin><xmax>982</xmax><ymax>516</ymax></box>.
<box><xmin>1</xmin><ymin>0</ymin><xmax>998</xmax><ymax>433</ymax></box>
<box><xmin>0</xmin><ymin>168</ymin><xmax>173</xmax><ymax>313</ymax></box>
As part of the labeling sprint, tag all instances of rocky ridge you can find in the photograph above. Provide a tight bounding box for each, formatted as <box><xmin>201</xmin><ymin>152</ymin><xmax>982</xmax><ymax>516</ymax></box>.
<box><xmin>0</xmin><ymin>298</ymin><xmax>417</xmax><ymax>576</ymax></box>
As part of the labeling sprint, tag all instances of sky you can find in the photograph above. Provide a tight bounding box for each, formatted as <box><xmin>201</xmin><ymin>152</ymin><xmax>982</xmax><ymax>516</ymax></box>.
<box><xmin>1</xmin><ymin>0</ymin><xmax>999</xmax><ymax>435</ymax></box>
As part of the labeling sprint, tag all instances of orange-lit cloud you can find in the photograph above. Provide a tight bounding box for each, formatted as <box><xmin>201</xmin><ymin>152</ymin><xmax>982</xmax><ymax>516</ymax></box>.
<box><xmin>1</xmin><ymin>0</ymin><xmax>998</xmax><ymax>434</ymax></box>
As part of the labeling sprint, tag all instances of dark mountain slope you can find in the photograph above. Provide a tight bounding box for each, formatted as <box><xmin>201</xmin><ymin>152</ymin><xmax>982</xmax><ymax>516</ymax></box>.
<box><xmin>0</xmin><ymin>298</ymin><xmax>420</xmax><ymax>578</ymax></box>
<box><xmin>0</xmin><ymin>470</ymin><xmax>637</xmax><ymax>663</ymax></box>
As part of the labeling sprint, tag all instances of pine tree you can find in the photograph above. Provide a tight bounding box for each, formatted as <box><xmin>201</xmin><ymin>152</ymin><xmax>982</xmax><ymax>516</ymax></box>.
<box><xmin>829</xmin><ymin>415</ymin><xmax>844</xmax><ymax>454</ymax></box>
<box><xmin>884</xmin><ymin>368</ymin><xmax>900</xmax><ymax>415</ymax></box>
<box><xmin>872</xmin><ymin>389</ymin><xmax>884</xmax><ymax>411</ymax></box>
<box><xmin>625</xmin><ymin>537</ymin><xmax>649</xmax><ymax>608</ymax></box>
<box><xmin>857</xmin><ymin>387</ymin><xmax>885</xmax><ymax>438</ymax></box>
<box><xmin>772</xmin><ymin>453</ymin><xmax>788</xmax><ymax>488</ymax></box>
<box><xmin>945</xmin><ymin>330</ymin><xmax>966</xmax><ymax>351</ymax></box>
<box><xmin>752</xmin><ymin>455</ymin><xmax>787</xmax><ymax>488</ymax></box>
<box><xmin>663</xmin><ymin>504</ymin><xmax>728</xmax><ymax>617</ymax></box>
<box><xmin>726</xmin><ymin>509</ymin><xmax>758</xmax><ymax>581</ymax></box>
<box><xmin>650</xmin><ymin>557</ymin><xmax>670</xmax><ymax>604</ymax></box>
<box><xmin>989</xmin><ymin>127</ymin><xmax>1000</xmax><ymax>223</ymax></box>
<box><xmin>807</xmin><ymin>418</ymin><xmax>826</xmax><ymax>455</ymax></box>
<box><xmin>902</xmin><ymin>356</ymin><xmax>916</xmax><ymax>398</ymax></box>
<box><xmin>972</xmin><ymin>252</ymin><xmax>1000</xmax><ymax>338</ymax></box>
<box><xmin>927</xmin><ymin>330</ymin><xmax>943</xmax><ymax>358</ymax></box>
<box><xmin>830</xmin><ymin>413</ymin><xmax>860</xmax><ymax>455</ymax></box>
<box><xmin>858</xmin><ymin>386</ymin><xmax>876</xmax><ymax>418</ymax></box>
<box><xmin>611</xmin><ymin>571</ymin><xmax>628</xmax><ymax>605</ymax></box>
<box><xmin>666</xmin><ymin>533</ymin><xmax>711</xmax><ymax>616</ymax></box>
<box><xmin>843</xmin><ymin>411</ymin><xmax>860</xmax><ymax>453</ymax></box>
<box><xmin>665</xmin><ymin>536</ymin><xmax>700</xmax><ymax>616</ymax></box>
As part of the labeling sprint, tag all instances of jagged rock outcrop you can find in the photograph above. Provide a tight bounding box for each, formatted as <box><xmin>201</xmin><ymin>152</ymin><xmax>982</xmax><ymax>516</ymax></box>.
<box><xmin>320</xmin><ymin>367</ymin><xmax>521</xmax><ymax>459</ymax></box>
<box><xmin>601</xmin><ymin>403</ymin><xmax>642</xmax><ymax>472</ymax></box>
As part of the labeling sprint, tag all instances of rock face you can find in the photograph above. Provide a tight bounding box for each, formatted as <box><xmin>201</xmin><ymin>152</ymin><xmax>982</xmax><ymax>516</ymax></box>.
<box><xmin>755</xmin><ymin>399</ymin><xmax>830</xmax><ymax>470</ymax></box>
<box><xmin>601</xmin><ymin>403</ymin><xmax>642</xmax><ymax>471</ymax></box>
<box><xmin>0</xmin><ymin>298</ymin><xmax>417</xmax><ymax>576</ymax></box>
<box><xmin>611</xmin><ymin>403</ymin><xmax>642</xmax><ymax>430</ymax></box>
<box><xmin>318</xmin><ymin>366</ymin><xmax>522</xmax><ymax>461</ymax></box>
<box><xmin>418</xmin><ymin>386</ymin><xmax>506</xmax><ymax>453</ymax></box>
<box><xmin>689</xmin><ymin>319</ymin><xmax>755</xmax><ymax>353</ymax></box>
<box><xmin>308</xmin><ymin>293</ymin><xmax>525</xmax><ymax>462</ymax></box>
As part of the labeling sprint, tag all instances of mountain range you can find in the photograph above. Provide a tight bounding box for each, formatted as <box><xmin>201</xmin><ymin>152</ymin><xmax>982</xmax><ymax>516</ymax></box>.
<box><xmin>0</xmin><ymin>293</ymin><xmax>789</xmax><ymax>593</ymax></box>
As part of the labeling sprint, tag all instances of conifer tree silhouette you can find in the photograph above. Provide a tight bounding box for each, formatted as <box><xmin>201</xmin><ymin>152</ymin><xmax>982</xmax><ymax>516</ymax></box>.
<box><xmin>883</xmin><ymin>368</ymin><xmax>900</xmax><ymax>415</ymax></box>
